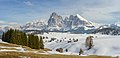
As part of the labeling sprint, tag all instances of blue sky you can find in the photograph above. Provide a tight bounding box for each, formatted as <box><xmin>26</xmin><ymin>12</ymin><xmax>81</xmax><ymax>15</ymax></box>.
<box><xmin>0</xmin><ymin>0</ymin><xmax>120</xmax><ymax>25</ymax></box>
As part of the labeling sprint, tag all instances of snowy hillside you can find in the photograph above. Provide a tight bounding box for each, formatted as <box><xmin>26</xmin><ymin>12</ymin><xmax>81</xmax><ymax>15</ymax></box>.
<box><xmin>38</xmin><ymin>32</ymin><xmax>120</xmax><ymax>56</ymax></box>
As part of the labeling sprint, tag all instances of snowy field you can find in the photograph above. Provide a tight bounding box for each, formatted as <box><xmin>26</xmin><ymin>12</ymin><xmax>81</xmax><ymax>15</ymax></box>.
<box><xmin>38</xmin><ymin>32</ymin><xmax>120</xmax><ymax>56</ymax></box>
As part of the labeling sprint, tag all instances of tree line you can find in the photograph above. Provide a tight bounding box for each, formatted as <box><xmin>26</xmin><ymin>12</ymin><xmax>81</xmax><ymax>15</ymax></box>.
<box><xmin>2</xmin><ymin>29</ymin><xmax>44</xmax><ymax>49</ymax></box>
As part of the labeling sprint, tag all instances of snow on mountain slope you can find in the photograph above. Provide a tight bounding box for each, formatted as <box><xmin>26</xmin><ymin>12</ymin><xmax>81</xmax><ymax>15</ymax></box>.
<box><xmin>75</xmin><ymin>14</ymin><xmax>100</xmax><ymax>28</ymax></box>
<box><xmin>38</xmin><ymin>32</ymin><xmax>120</xmax><ymax>56</ymax></box>
<box><xmin>22</xmin><ymin>20</ymin><xmax>47</xmax><ymax>30</ymax></box>
<box><xmin>115</xmin><ymin>22</ymin><xmax>120</xmax><ymax>26</ymax></box>
<box><xmin>0</xmin><ymin>25</ymin><xmax>21</xmax><ymax>37</ymax></box>
<box><xmin>4</xmin><ymin>25</ymin><xmax>21</xmax><ymax>31</ymax></box>
<box><xmin>76</xmin><ymin>14</ymin><xmax>89</xmax><ymax>24</ymax></box>
<box><xmin>98</xmin><ymin>23</ymin><xmax>120</xmax><ymax>30</ymax></box>
<box><xmin>94</xmin><ymin>24</ymin><xmax>120</xmax><ymax>35</ymax></box>
<box><xmin>69</xmin><ymin>14</ymin><xmax>94</xmax><ymax>28</ymax></box>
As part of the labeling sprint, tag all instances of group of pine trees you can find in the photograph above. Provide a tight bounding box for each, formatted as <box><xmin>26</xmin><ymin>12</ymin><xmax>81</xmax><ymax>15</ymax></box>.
<box><xmin>2</xmin><ymin>29</ymin><xmax>44</xmax><ymax>49</ymax></box>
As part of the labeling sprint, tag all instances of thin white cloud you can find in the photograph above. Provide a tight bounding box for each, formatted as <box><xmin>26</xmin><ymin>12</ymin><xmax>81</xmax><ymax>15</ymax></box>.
<box><xmin>0</xmin><ymin>20</ymin><xmax>19</xmax><ymax>25</ymax></box>
<box><xmin>24</xmin><ymin>1</ymin><xmax>33</xmax><ymax>6</ymax></box>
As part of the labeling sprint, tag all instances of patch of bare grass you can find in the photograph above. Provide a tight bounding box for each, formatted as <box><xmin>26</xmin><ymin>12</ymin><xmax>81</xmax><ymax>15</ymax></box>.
<box><xmin>0</xmin><ymin>52</ymin><xmax>118</xmax><ymax>58</ymax></box>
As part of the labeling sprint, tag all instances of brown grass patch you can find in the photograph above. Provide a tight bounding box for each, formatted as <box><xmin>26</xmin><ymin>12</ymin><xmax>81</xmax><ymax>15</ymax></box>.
<box><xmin>0</xmin><ymin>52</ymin><xmax>118</xmax><ymax>58</ymax></box>
<box><xmin>0</xmin><ymin>43</ymin><xmax>20</xmax><ymax>47</ymax></box>
<box><xmin>0</xmin><ymin>48</ymin><xmax>17</xmax><ymax>50</ymax></box>
<box><xmin>43</xmin><ymin>48</ymin><xmax>52</xmax><ymax>51</ymax></box>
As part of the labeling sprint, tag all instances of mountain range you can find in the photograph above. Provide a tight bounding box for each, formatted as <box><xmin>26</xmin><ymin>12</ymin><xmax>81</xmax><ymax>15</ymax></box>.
<box><xmin>0</xmin><ymin>12</ymin><xmax>120</xmax><ymax>35</ymax></box>
<box><xmin>21</xmin><ymin>12</ymin><xmax>99</xmax><ymax>33</ymax></box>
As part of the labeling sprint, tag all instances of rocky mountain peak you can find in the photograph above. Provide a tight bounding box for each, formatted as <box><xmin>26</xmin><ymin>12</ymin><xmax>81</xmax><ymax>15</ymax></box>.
<box><xmin>51</xmin><ymin>12</ymin><xmax>57</xmax><ymax>16</ymax></box>
<box><xmin>68</xmin><ymin>14</ymin><xmax>93</xmax><ymax>28</ymax></box>
<box><xmin>48</xmin><ymin>12</ymin><xmax>64</xmax><ymax>28</ymax></box>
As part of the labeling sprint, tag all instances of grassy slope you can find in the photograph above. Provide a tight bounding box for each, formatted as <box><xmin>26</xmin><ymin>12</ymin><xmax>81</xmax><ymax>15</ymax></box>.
<box><xmin>0</xmin><ymin>52</ymin><xmax>118</xmax><ymax>58</ymax></box>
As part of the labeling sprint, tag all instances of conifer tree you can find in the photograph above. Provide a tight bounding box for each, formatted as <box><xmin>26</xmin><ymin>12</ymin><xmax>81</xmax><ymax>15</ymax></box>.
<box><xmin>40</xmin><ymin>36</ymin><xmax>44</xmax><ymax>49</ymax></box>
<box><xmin>2</xmin><ymin>32</ymin><xmax>5</xmax><ymax>41</ymax></box>
<box><xmin>35</xmin><ymin>36</ymin><xmax>40</xmax><ymax>49</ymax></box>
<box><xmin>79</xmin><ymin>48</ymin><xmax>84</xmax><ymax>55</ymax></box>
<box><xmin>22</xmin><ymin>33</ymin><xmax>27</xmax><ymax>46</ymax></box>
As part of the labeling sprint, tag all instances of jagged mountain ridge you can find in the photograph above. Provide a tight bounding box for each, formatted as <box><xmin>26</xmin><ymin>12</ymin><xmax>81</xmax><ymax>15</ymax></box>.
<box><xmin>22</xmin><ymin>12</ymin><xmax>95</xmax><ymax>32</ymax></box>
<box><xmin>22</xmin><ymin>12</ymin><xmax>96</xmax><ymax>33</ymax></box>
<box><xmin>93</xmin><ymin>24</ymin><xmax>120</xmax><ymax>35</ymax></box>
<box><xmin>22</xmin><ymin>21</ymin><xmax>47</xmax><ymax>30</ymax></box>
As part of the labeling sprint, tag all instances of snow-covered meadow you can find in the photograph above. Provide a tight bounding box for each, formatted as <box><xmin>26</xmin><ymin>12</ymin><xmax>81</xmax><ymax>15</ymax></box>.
<box><xmin>38</xmin><ymin>32</ymin><xmax>120</xmax><ymax>56</ymax></box>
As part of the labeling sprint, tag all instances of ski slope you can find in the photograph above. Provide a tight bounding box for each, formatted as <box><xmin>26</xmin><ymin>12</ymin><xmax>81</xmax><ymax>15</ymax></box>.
<box><xmin>38</xmin><ymin>32</ymin><xmax>120</xmax><ymax>56</ymax></box>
